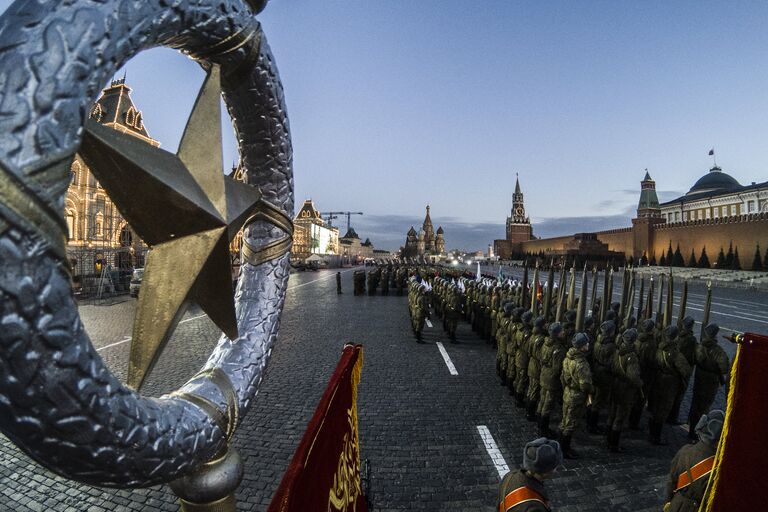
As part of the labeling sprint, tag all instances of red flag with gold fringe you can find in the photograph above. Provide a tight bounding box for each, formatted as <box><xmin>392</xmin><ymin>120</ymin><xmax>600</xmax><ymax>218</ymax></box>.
<box><xmin>268</xmin><ymin>344</ymin><xmax>368</xmax><ymax>512</ymax></box>
<box><xmin>703</xmin><ymin>332</ymin><xmax>768</xmax><ymax>511</ymax></box>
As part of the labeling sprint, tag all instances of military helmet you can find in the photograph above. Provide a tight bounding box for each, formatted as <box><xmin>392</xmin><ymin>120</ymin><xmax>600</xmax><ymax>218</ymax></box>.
<box><xmin>522</xmin><ymin>437</ymin><xmax>563</xmax><ymax>475</ymax></box>
<box><xmin>605</xmin><ymin>310</ymin><xmax>617</xmax><ymax>322</ymax></box>
<box><xmin>622</xmin><ymin>328</ymin><xmax>638</xmax><ymax>344</ymax></box>
<box><xmin>610</xmin><ymin>301</ymin><xmax>621</xmax><ymax>312</ymax></box>
<box><xmin>641</xmin><ymin>318</ymin><xmax>655</xmax><ymax>333</ymax></box>
<box><xmin>565</xmin><ymin>309</ymin><xmax>577</xmax><ymax>323</ymax></box>
<box><xmin>521</xmin><ymin>311</ymin><xmax>534</xmax><ymax>325</ymax></box>
<box><xmin>503</xmin><ymin>303</ymin><xmax>514</xmax><ymax>315</ymax></box>
<box><xmin>534</xmin><ymin>316</ymin><xmax>546</xmax><ymax>330</ymax></box>
<box><xmin>512</xmin><ymin>307</ymin><xmax>523</xmax><ymax>321</ymax></box>
<box><xmin>683</xmin><ymin>316</ymin><xmax>695</xmax><ymax>330</ymax></box>
<box><xmin>665</xmin><ymin>325</ymin><xmax>679</xmax><ymax>340</ymax></box>
<box><xmin>600</xmin><ymin>320</ymin><xmax>616</xmax><ymax>336</ymax></box>
<box><xmin>627</xmin><ymin>316</ymin><xmax>637</xmax><ymax>328</ymax></box>
<box><xmin>584</xmin><ymin>315</ymin><xmax>594</xmax><ymax>328</ymax></box>
<box><xmin>695</xmin><ymin>409</ymin><xmax>725</xmax><ymax>445</ymax></box>
<box><xmin>704</xmin><ymin>323</ymin><xmax>720</xmax><ymax>338</ymax></box>
<box><xmin>548</xmin><ymin>322</ymin><xmax>563</xmax><ymax>336</ymax></box>
<box><xmin>571</xmin><ymin>332</ymin><xmax>589</xmax><ymax>349</ymax></box>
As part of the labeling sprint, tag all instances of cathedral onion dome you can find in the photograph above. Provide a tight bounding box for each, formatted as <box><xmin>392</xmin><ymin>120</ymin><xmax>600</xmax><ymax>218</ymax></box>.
<box><xmin>687</xmin><ymin>166</ymin><xmax>742</xmax><ymax>196</ymax></box>
<box><xmin>436</xmin><ymin>226</ymin><xmax>444</xmax><ymax>235</ymax></box>
<box><xmin>418</xmin><ymin>229</ymin><xmax>425</xmax><ymax>240</ymax></box>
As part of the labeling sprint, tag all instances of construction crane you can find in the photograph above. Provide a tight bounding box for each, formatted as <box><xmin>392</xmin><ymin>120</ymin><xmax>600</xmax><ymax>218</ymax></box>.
<box><xmin>320</xmin><ymin>211</ymin><xmax>363</xmax><ymax>232</ymax></box>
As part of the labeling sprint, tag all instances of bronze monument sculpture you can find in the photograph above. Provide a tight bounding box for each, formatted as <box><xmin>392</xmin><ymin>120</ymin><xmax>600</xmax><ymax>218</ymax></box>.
<box><xmin>0</xmin><ymin>0</ymin><xmax>292</xmax><ymax>509</ymax></box>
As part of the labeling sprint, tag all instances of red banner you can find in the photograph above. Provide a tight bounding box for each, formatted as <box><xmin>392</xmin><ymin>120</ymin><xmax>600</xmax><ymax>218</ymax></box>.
<box><xmin>268</xmin><ymin>344</ymin><xmax>368</xmax><ymax>512</ymax></box>
<box><xmin>703</xmin><ymin>333</ymin><xmax>768</xmax><ymax>511</ymax></box>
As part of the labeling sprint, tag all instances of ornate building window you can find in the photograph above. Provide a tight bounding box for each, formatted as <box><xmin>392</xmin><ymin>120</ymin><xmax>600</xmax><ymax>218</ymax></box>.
<box><xmin>66</xmin><ymin>213</ymin><xmax>75</xmax><ymax>240</ymax></box>
<box><xmin>747</xmin><ymin>200</ymin><xmax>755</xmax><ymax>213</ymax></box>
<box><xmin>90</xmin><ymin>103</ymin><xmax>104</xmax><ymax>122</ymax></box>
<box><xmin>730</xmin><ymin>204</ymin><xmax>737</xmax><ymax>216</ymax></box>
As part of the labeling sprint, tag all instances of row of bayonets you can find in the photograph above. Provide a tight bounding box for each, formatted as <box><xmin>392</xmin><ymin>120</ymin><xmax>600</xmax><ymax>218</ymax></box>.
<box><xmin>513</xmin><ymin>260</ymin><xmax>713</xmax><ymax>339</ymax></box>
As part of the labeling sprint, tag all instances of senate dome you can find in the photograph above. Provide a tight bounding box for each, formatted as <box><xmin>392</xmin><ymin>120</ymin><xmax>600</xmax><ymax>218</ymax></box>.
<box><xmin>687</xmin><ymin>166</ymin><xmax>742</xmax><ymax>196</ymax></box>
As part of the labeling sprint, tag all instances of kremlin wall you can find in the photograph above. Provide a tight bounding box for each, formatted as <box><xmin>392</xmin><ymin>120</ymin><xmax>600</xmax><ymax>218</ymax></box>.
<box><xmin>495</xmin><ymin>167</ymin><xmax>768</xmax><ymax>270</ymax></box>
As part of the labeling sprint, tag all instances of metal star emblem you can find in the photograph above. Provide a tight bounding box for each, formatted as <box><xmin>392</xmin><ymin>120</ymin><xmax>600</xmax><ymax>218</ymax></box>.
<box><xmin>79</xmin><ymin>66</ymin><xmax>261</xmax><ymax>389</ymax></box>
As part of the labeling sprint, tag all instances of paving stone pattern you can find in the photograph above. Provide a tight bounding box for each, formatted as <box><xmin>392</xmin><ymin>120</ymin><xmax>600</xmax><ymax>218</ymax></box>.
<box><xmin>0</xmin><ymin>268</ymin><xmax>733</xmax><ymax>511</ymax></box>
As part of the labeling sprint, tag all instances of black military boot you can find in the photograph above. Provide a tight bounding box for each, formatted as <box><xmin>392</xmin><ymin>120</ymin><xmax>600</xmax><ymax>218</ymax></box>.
<box><xmin>628</xmin><ymin>402</ymin><xmax>643</xmax><ymax>431</ymax></box>
<box><xmin>608</xmin><ymin>429</ymin><xmax>623</xmax><ymax>453</ymax></box>
<box><xmin>538</xmin><ymin>415</ymin><xmax>553</xmax><ymax>438</ymax></box>
<box><xmin>587</xmin><ymin>410</ymin><xmax>606</xmax><ymax>435</ymax></box>
<box><xmin>559</xmin><ymin>434</ymin><xmax>580</xmax><ymax>460</ymax></box>
<box><xmin>525</xmin><ymin>400</ymin><xmax>537</xmax><ymax>422</ymax></box>
<box><xmin>649</xmin><ymin>420</ymin><xmax>668</xmax><ymax>446</ymax></box>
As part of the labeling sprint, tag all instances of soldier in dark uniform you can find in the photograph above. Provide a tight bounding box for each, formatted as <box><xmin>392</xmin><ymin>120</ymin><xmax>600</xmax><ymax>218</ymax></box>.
<box><xmin>559</xmin><ymin>332</ymin><xmax>594</xmax><ymax>459</ymax></box>
<box><xmin>664</xmin><ymin>410</ymin><xmax>724</xmax><ymax>512</ymax></box>
<box><xmin>506</xmin><ymin>308</ymin><xmax>523</xmax><ymax>397</ymax></box>
<box><xmin>514</xmin><ymin>311</ymin><xmax>534</xmax><ymax>408</ymax></box>
<box><xmin>629</xmin><ymin>318</ymin><xmax>657</xmax><ymax>430</ymax></box>
<box><xmin>526</xmin><ymin>316</ymin><xmax>547</xmax><ymax>422</ymax></box>
<box><xmin>649</xmin><ymin>326</ymin><xmax>691</xmax><ymax>445</ymax></box>
<box><xmin>336</xmin><ymin>271</ymin><xmax>342</xmax><ymax>294</ymax></box>
<box><xmin>687</xmin><ymin>323</ymin><xmax>730</xmax><ymax>442</ymax></box>
<box><xmin>367</xmin><ymin>269</ymin><xmax>378</xmax><ymax>296</ymax></box>
<box><xmin>498</xmin><ymin>438</ymin><xmax>562</xmax><ymax>512</ymax></box>
<box><xmin>668</xmin><ymin>316</ymin><xmax>697</xmax><ymax>425</ymax></box>
<box><xmin>353</xmin><ymin>270</ymin><xmax>366</xmax><ymax>296</ymax></box>
<box><xmin>588</xmin><ymin>320</ymin><xmax>617</xmax><ymax>434</ymax></box>
<box><xmin>538</xmin><ymin>322</ymin><xmax>567</xmax><ymax>438</ymax></box>
<box><xmin>607</xmin><ymin>328</ymin><xmax>642</xmax><ymax>452</ymax></box>
<box><xmin>445</xmin><ymin>283</ymin><xmax>461</xmax><ymax>343</ymax></box>
<box><xmin>412</xmin><ymin>283</ymin><xmax>428</xmax><ymax>343</ymax></box>
<box><xmin>563</xmin><ymin>309</ymin><xmax>577</xmax><ymax>341</ymax></box>
<box><xmin>497</xmin><ymin>302</ymin><xmax>513</xmax><ymax>383</ymax></box>
<box><xmin>380</xmin><ymin>268</ymin><xmax>390</xmax><ymax>296</ymax></box>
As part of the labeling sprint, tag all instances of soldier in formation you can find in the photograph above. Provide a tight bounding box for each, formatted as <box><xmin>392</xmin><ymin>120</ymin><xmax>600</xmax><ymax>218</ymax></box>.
<box><xmin>395</xmin><ymin>262</ymin><xmax>733</xmax><ymax>462</ymax></box>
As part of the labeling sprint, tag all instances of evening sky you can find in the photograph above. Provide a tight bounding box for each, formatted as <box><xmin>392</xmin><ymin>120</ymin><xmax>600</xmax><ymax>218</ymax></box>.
<box><xmin>2</xmin><ymin>1</ymin><xmax>767</xmax><ymax>250</ymax></box>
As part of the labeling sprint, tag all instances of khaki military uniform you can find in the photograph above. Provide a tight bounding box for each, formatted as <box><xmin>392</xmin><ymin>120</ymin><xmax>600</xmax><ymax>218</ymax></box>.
<box><xmin>560</xmin><ymin>348</ymin><xmax>594</xmax><ymax>436</ymax></box>
<box><xmin>538</xmin><ymin>336</ymin><xmax>568</xmax><ymax>417</ymax></box>
<box><xmin>526</xmin><ymin>328</ymin><xmax>547</xmax><ymax>407</ymax></box>
<box><xmin>608</xmin><ymin>342</ymin><xmax>642</xmax><ymax>431</ymax></box>
<box><xmin>688</xmin><ymin>334</ymin><xmax>729</xmax><ymax>433</ymax></box>
<box><xmin>592</xmin><ymin>334</ymin><xmax>616</xmax><ymax>414</ymax></box>
<box><xmin>668</xmin><ymin>328</ymin><xmax>697</xmax><ymax>423</ymax></box>
<box><xmin>514</xmin><ymin>326</ymin><xmax>532</xmax><ymax>398</ymax></box>
<box><xmin>650</xmin><ymin>339</ymin><xmax>692</xmax><ymax>425</ymax></box>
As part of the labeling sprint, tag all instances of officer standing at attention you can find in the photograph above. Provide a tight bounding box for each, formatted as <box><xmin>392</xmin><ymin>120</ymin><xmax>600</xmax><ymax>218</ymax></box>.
<box><xmin>559</xmin><ymin>332</ymin><xmax>594</xmax><ymax>459</ymax></box>
<box><xmin>663</xmin><ymin>410</ymin><xmax>724</xmax><ymax>512</ymax></box>
<box><xmin>336</xmin><ymin>271</ymin><xmax>342</xmax><ymax>294</ymax></box>
<box><xmin>498</xmin><ymin>438</ymin><xmax>563</xmax><ymax>512</ymax></box>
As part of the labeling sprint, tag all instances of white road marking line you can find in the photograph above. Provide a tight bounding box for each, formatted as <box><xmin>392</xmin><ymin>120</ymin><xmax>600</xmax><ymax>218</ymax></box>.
<box><xmin>96</xmin><ymin>313</ymin><xmax>210</xmax><ymax>352</ymax></box>
<box><xmin>97</xmin><ymin>336</ymin><xmax>131</xmax><ymax>352</ymax></box>
<box><xmin>179</xmin><ymin>313</ymin><xmax>207</xmax><ymax>324</ymax></box>
<box><xmin>425</xmin><ymin>318</ymin><xmax>433</xmax><ymax>328</ymax></box>
<box><xmin>287</xmin><ymin>268</ymin><xmax>355</xmax><ymax>290</ymax></box>
<box><xmin>477</xmin><ymin>425</ymin><xmax>510</xmax><ymax>479</ymax></box>
<box><xmin>436</xmin><ymin>342</ymin><xmax>458</xmax><ymax>375</ymax></box>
